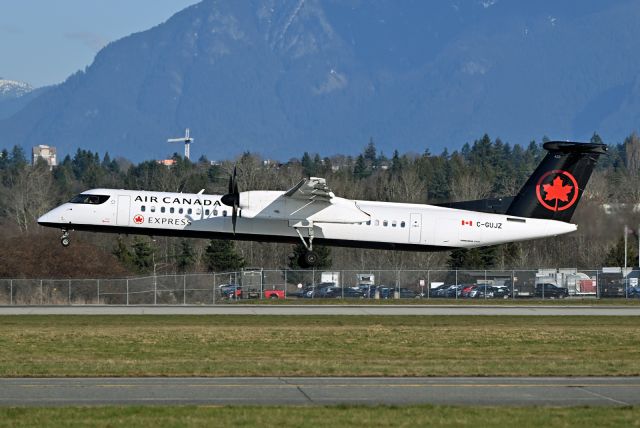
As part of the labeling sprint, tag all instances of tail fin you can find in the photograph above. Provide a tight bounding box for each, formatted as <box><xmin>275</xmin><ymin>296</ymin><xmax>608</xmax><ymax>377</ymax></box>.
<box><xmin>506</xmin><ymin>141</ymin><xmax>607</xmax><ymax>222</ymax></box>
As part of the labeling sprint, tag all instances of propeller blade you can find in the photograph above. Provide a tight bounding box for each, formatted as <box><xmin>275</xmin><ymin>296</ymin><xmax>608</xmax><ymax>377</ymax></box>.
<box><xmin>232</xmin><ymin>204</ymin><xmax>238</xmax><ymax>234</ymax></box>
<box><xmin>222</xmin><ymin>165</ymin><xmax>240</xmax><ymax>209</ymax></box>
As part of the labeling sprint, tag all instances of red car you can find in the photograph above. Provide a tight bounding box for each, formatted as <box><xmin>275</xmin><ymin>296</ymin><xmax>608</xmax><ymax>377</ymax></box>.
<box><xmin>264</xmin><ymin>289</ymin><xmax>285</xmax><ymax>299</ymax></box>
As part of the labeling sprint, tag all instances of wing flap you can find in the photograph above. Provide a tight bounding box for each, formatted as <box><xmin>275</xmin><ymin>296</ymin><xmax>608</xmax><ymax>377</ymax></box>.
<box><xmin>284</xmin><ymin>177</ymin><xmax>333</xmax><ymax>201</ymax></box>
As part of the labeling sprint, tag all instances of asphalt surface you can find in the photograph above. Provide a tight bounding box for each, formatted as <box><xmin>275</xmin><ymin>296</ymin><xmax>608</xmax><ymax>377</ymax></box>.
<box><xmin>1</xmin><ymin>305</ymin><xmax>640</xmax><ymax>315</ymax></box>
<box><xmin>0</xmin><ymin>377</ymin><xmax>638</xmax><ymax>406</ymax></box>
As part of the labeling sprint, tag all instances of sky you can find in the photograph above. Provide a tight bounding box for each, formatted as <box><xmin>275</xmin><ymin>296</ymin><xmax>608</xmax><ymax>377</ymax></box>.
<box><xmin>0</xmin><ymin>0</ymin><xmax>199</xmax><ymax>87</ymax></box>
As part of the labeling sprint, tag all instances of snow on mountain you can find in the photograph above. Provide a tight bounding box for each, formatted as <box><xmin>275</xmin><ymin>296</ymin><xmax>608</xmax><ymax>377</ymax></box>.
<box><xmin>0</xmin><ymin>79</ymin><xmax>33</xmax><ymax>99</ymax></box>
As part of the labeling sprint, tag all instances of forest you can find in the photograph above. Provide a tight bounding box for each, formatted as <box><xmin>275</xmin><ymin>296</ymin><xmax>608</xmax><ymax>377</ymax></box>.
<box><xmin>0</xmin><ymin>133</ymin><xmax>639</xmax><ymax>279</ymax></box>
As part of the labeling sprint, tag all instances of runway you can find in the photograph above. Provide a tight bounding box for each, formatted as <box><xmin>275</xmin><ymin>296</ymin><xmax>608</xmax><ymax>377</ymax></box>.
<box><xmin>0</xmin><ymin>377</ymin><xmax>638</xmax><ymax>406</ymax></box>
<box><xmin>1</xmin><ymin>305</ymin><xmax>640</xmax><ymax>316</ymax></box>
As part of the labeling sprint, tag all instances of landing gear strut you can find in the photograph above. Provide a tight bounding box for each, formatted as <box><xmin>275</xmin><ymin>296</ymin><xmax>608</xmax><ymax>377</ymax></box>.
<box><xmin>60</xmin><ymin>230</ymin><xmax>71</xmax><ymax>247</ymax></box>
<box><xmin>294</xmin><ymin>224</ymin><xmax>317</xmax><ymax>268</ymax></box>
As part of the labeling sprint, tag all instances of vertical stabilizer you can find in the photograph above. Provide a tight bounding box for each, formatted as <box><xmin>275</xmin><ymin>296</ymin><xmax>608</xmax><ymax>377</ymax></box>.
<box><xmin>506</xmin><ymin>141</ymin><xmax>607</xmax><ymax>222</ymax></box>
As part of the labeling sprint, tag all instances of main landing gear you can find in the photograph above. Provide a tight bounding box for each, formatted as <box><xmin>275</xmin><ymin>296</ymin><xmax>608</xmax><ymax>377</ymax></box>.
<box><xmin>60</xmin><ymin>230</ymin><xmax>71</xmax><ymax>247</ymax></box>
<box><xmin>294</xmin><ymin>224</ymin><xmax>318</xmax><ymax>268</ymax></box>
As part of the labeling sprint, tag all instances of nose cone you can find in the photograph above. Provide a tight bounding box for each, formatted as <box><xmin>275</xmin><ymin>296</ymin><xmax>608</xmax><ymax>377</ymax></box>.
<box><xmin>37</xmin><ymin>210</ymin><xmax>56</xmax><ymax>226</ymax></box>
<box><xmin>37</xmin><ymin>205</ymin><xmax>69</xmax><ymax>227</ymax></box>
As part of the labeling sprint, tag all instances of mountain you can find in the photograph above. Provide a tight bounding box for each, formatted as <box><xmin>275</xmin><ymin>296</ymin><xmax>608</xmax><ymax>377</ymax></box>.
<box><xmin>0</xmin><ymin>79</ymin><xmax>49</xmax><ymax>120</ymax></box>
<box><xmin>0</xmin><ymin>79</ymin><xmax>33</xmax><ymax>99</ymax></box>
<box><xmin>2</xmin><ymin>0</ymin><xmax>640</xmax><ymax>161</ymax></box>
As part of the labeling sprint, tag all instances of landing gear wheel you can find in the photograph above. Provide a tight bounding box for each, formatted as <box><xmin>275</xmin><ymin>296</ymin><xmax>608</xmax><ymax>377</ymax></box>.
<box><xmin>60</xmin><ymin>230</ymin><xmax>70</xmax><ymax>247</ymax></box>
<box><xmin>302</xmin><ymin>251</ymin><xmax>318</xmax><ymax>268</ymax></box>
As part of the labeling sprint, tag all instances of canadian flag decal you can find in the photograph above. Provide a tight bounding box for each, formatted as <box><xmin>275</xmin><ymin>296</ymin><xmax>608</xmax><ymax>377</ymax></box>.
<box><xmin>461</xmin><ymin>220</ymin><xmax>473</xmax><ymax>226</ymax></box>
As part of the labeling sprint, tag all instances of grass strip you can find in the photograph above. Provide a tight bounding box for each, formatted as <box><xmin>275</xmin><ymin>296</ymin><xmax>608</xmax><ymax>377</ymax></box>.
<box><xmin>1</xmin><ymin>405</ymin><xmax>640</xmax><ymax>428</ymax></box>
<box><xmin>1</xmin><ymin>315</ymin><xmax>639</xmax><ymax>377</ymax></box>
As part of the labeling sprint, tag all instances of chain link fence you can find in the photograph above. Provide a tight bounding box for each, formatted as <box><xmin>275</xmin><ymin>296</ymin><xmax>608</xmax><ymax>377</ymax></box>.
<box><xmin>0</xmin><ymin>268</ymin><xmax>638</xmax><ymax>305</ymax></box>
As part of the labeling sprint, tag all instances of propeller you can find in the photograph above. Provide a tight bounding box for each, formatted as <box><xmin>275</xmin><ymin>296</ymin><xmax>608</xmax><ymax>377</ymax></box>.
<box><xmin>221</xmin><ymin>166</ymin><xmax>240</xmax><ymax>233</ymax></box>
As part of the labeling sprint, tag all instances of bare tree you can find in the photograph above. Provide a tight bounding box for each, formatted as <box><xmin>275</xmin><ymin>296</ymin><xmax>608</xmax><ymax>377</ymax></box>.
<box><xmin>2</xmin><ymin>163</ymin><xmax>54</xmax><ymax>232</ymax></box>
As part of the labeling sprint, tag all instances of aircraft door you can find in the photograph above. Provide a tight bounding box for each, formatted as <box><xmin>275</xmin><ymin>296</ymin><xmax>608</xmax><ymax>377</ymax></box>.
<box><xmin>409</xmin><ymin>213</ymin><xmax>422</xmax><ymax>243</ymax></box>
<box><xmin>116</xmin><ymin>195</ymin><xmax>131</xmax><ymax>226</ymax></box>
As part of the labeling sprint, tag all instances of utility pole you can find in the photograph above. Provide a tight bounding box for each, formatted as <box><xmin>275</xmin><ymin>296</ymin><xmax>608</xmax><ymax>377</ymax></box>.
<box><xmin>624</xmin><ymin>225</ymin><xmax>628</xmax><ymax>271</ymax></box>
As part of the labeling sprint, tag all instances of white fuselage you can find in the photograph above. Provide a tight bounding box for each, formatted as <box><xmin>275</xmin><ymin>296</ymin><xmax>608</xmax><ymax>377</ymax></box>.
<box><xmin>38</xmin><ymin>188</ymin><xmax>577</xmax><ymax>251</ymax></box>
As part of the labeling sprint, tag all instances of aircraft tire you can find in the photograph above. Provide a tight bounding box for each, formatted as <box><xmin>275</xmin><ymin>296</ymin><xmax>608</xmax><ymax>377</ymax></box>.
<box><xmin>61</xmin><ymin>237</ymin><xmax>70</xmax><ymax>247</ymax></box>
<box><xmin>303</xmin><ymin>251</ymin><xmax>318</xmax><ymax>267</ymax></box>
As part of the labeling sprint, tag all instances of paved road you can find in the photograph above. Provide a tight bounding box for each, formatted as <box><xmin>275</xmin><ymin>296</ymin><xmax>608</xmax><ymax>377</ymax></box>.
<box><xmin>1</xmin><ymin>305</ymin><xmax>640</xmax><ymax>315</ymax></box>
<box><xmin>0</xmin><ymin>377</ymin><xmax>638</xmax><ymax>406</ymax></box>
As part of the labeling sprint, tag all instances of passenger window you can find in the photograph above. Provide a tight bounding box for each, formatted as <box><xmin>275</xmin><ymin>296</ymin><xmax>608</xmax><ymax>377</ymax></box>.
<box><xmin>374</xmin><ymin>220</ymin><xmax>380</xmax><ymax>226</ymax></box>
<box><xmin>401</xmin><ymin>221</ymin><xmax>406</xmax><ymax>228</ymax></box>
<box><xmin>179</xmin><ymin>208</ymin><xmax>183</xmax><ymax>214</ymax></box>
<box><xmin>187</xmin><ymin>208</ymin><xmax>192</xmax><ymax>215</ymax></box>
<box><xmin>366</xmin><ymin>221</ymin><xmax>371</xmax><ymax>226</ymax></box>
<box><xmin>161</xmin><ymin>207</ymin><xmax>165</xmax><ymax>213</ymax></box>
<box><xmin>196</xmin><ymin>208</ymin><xmax>201</xmax><ymax>215</ymax></box>
<box><xmin>150</xmin><ymin>206</ymin><xmax>156</xmax><ymax>213</ymax></box>
<box><xmin>213</xmin><ymin>210</ymin><xmax>218</xmax><ymax>216</ymax></box>
<box><xmin>141</xmin><ymin>206</ymin><xmax>146</xmax><ymax>212</ymax></box>
<box><xmin>170</xmin><ymin>207</ymin><xmax>174</xmax><ymax>214</ymax></box>
<box><xmin>223</xmin><ymin>210</ymin><xmax>227</xmax><ymax>217</ymax></box>
<box><xmin>205</xmin><ymin>209</ymin><xmax>210</xmax><ymax>216</ymax></box>
<box><xmin>383</xmin><ymin>220</ymin><xmax>388</xmax><ymax>227</ymax></box>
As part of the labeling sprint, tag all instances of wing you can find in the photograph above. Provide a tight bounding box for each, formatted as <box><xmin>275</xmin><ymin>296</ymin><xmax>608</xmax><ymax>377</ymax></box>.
<box><xmin>284</xmin><ymin>177</ymin><xmax>334</xmax><ymax>202</ymax></box>
<box><xmin>282</xmin><ymin>177</ymin><xmax>369</xmax><ymax>224</ymax></box>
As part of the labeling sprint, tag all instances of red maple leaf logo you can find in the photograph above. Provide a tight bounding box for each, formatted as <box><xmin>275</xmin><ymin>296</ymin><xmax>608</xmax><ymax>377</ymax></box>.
<box><xmin>536</xmin><ymin>170</ymin><xmax>579</xmax><ymax>212</ymax></box>
<box><xmin>542</xmin><ymin>176</ymin><xmax>573</xmax><ymax>203</ymax></box>
<box><xmin>133</xmin><ymin>214</ymin><xmax>144</xmax><ymax>224</ymax></box>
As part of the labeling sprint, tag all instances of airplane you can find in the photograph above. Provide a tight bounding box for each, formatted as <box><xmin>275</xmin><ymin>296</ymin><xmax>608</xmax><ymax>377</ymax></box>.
<box><xmin>38</xmin><ymin>141</ymin><xmax>606</xmax><ymax>267</ymax></box>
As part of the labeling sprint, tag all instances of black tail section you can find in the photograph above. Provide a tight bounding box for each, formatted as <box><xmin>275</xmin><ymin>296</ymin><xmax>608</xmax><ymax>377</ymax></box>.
<box><xmin>506</xmin><ymin>141</ymin><xmax>607</xmax><ymax>222</ymax></box>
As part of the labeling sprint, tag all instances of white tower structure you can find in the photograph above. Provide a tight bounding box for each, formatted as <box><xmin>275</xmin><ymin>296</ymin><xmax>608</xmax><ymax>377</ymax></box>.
<box><xmin>168</xmin><ymin>128</ymin><xmax>194</xmax><ymax>160</ymax></box>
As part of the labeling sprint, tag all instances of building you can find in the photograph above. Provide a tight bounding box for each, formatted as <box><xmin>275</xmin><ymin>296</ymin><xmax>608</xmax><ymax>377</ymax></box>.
<box><xmin>157</xmin><ymin>159</ymin><xmax>176</xmax><ymax>167</ymax></box>
<box><xmin>32</xmin><ymin>145</ymin><xmax>57</xmax><ymax>169</ymax></box>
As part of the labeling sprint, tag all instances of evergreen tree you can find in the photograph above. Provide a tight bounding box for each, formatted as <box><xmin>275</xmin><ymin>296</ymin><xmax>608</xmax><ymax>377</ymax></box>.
<box><xmin>301</xmin><ymin>152</ymin><xmax>316</xmax><ymax>177</ymax></box>
<box><xmin>131</xmin><ymin>237</ymin><xmax>154</xmax><ymax>272</ymax></box>
<box><xmin>604</xmin><ymin>236</ymin><xmax>638</xmax><ymax>267</ymax></box>
<box><xmin>112</xmin><ymin>237</ymin><xmax>134</xmax><ymax>268</ymax></box>
<box><xmin>353</xmin><ymin>154</ymin><xmax>369</xmax><ymax>179</ymax></box>
<box><xmin>364</xmin><ymin>138</ymin><xmax>377</xmax><ymax>166</ymax></box>
<box><xmin>176</xmin><ymin>240</ymin><xmax>196</xmax><ymax>273</ymax></box>
<box><xmin>288</xmin><ymin>243</ymin><xmax>332</xmax><ymax>270</ymax></box>
<box><xmin>391</xmin><ymin>150</ymin><xmax>402</xmax><ymax>174</ymax></box>
<box><xmin>204</xmin><ymin>240</ymin><xmax>245</xmax><ymax>272</ymax></box>
<box><xmin>447</xmin><ymin>247</ymin><xmax>498</xmax><ymax>269</ymax></box>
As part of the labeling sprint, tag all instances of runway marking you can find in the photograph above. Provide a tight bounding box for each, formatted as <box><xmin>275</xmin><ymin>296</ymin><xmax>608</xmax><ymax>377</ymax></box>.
<box><xmin>578</xmin><ymin>387</ymin><xmax>631</xmax><ymax>406</ymax></box>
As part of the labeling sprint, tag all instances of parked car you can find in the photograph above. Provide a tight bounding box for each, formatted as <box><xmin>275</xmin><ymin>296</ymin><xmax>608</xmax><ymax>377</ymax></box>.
<box><xmin>534</xmin><ymin>283</ymin><xmax>569</xmax><ymax>298</ymax></box>
<box><xmin>440</xmin><ymin>284</ymin><xmax>463</xmax><ymax>298</ymax></box>
<box><xmin>301</xmin><ymin>282</ymin><xmax>337</xmax><ymax>298</ymax></box>
<box><xmin>334</xmin><ymin>287</ymin><xmax>365</xmax><ymax>298</ymax></box>
<box><xmin>428</xmin><ymin>284</ymin><xmax>449</xmax><ymax>297</ymax></box>
<box><xmin>395</xmin><ymin>287</ymin><xmax>418</xmax><ymax>298</ymax></box>
<box><xmin>469</xmin><ymin>285</ymin><xmax>490</xmax><ymax>298</ymax></box>
<box><xmin>491</xmin><ymin>285</ymin><xmax>511</xmax><ymax>299</ymax></box>
<box><xmin>358</xmin><ymin>285</ymin><xmax>393</xmax><ymax>299</ymax></box>
<box><xmin>264</xmin><ymin>289</ymin><xmax>285</xmax><ymax>299</ymax></box>
<box><xmin>218</xmin><ymin>284</ymin><xmax>259</xmax><ymax>299</ymax></box>
<box><xmin>460</xmin><ymin>285</ymin><xmax>477</xmax><ymax>298</ymax></box>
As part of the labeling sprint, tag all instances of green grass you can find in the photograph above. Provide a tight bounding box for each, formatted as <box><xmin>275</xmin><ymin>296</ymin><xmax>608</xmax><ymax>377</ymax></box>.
<box><xmin>1</xmin><ymin>315</ymin><xmax>639</xmax><ymax>377</ymax></box>
<box><xmin>1</xmin><ymin>405</ymin><xmax>640</xmax><ymax>428</ymax></box>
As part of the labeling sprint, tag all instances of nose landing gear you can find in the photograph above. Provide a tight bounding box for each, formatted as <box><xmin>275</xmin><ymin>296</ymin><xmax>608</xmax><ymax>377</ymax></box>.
<box><xmin>60</xmin><ymin>230</ymin><xmax>71</xmax><ymax>247</ymax></box>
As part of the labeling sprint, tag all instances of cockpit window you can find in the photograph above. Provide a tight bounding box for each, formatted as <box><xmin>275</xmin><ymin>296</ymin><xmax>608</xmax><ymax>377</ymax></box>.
<box><xmin>69</xmin><ymin>194</ymin><xmax>110</xmax><ymax>205</ymax></box>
